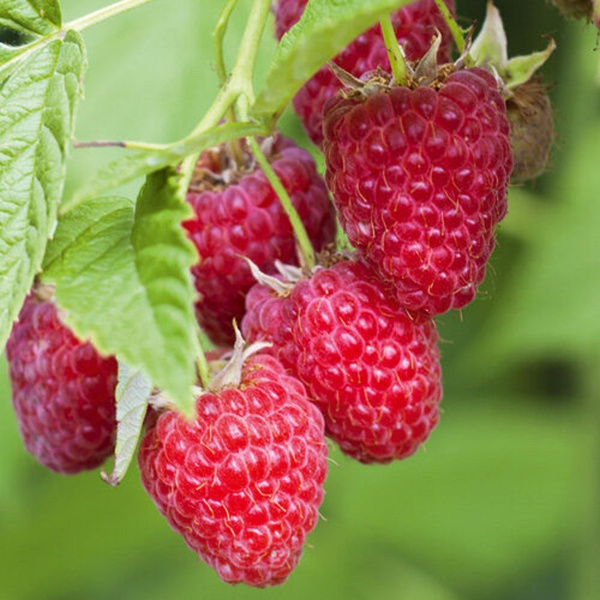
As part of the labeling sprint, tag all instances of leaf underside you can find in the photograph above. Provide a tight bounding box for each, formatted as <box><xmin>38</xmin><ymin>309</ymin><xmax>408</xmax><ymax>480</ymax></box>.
<box><xmin>102</xmin><ymin>361</ymin><xmax>153</xmax><ymax>487</ymax></box>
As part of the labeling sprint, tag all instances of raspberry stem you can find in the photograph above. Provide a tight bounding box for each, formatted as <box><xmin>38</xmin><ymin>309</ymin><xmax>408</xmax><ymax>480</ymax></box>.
<box><xmin>247</xmin><ymin>136</ymin><xmax>316</xmax><ymax>270</ymax></box>
<box><xmin>379</xmin><ymin>15</ymin><xmax>408</xmax><ymax>85</ymax></box>
<box><xmin>433</xmin><ymin>0</ymin><xmax>466</xmax><ymax>55</ymax></box>
<box><xmin>179</xmin><ymin>0</ymin><xmax>271</xmax><ymax>188</ymax></box>
<box><xmin>213</xmin><ymin>0</ymin><xmax>240</xmax><ymax>86</ymax></box>
<box><xmin>213</xmin><ymin>0</ymin><xmax>246</xmax><ymax>168</ymax></box>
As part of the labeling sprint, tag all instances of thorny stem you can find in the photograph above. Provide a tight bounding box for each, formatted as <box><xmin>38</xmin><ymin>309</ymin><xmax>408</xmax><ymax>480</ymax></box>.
<box><xmin>247</xmin><ymin>135</ymin><xmax>316</xmax><ymax>270</ymax></box>
<box><xmin>433</xmin><ymin>0</ymin><xmax>466</xmax><ymax>54</ymax></box>
<box><xmin>379</xmin><ymin>14</ymin><xmax>408</xmax><ymax>85</ymax></box>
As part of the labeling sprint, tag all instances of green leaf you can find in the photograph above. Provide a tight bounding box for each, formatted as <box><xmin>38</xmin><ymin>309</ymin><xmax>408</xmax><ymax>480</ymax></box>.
<box><xmin>64</xmin><ymin>121</ymin><xmax>268</xmax><ymax>213</ymax></box>
<box><xmin>0</xmin><ymin>41</ymin><xmax>21</xmax><ymax>65</ymax></box>
<box><xmin>252</xmin><ymin>0</ymin><xmax>412</xmax><ymax>116</ymax></box>
<box><xmin>42</xmin><ymin>168</ymin><xmax>199</xmax><ymax>414</ymax></box>
<box><xmin>102</xmin><ymin>361</ymin><xmax>153</xmax><ymax>487</ymax></box>
<box><xmin>0</xmin><ymin>29</ymin><xmax>85</xmax><ymax>351</ymax></box>
<box><xmin>0</xmin><ymin>0</ymin><xmax>61</xmax><ymax>36</ymax></box>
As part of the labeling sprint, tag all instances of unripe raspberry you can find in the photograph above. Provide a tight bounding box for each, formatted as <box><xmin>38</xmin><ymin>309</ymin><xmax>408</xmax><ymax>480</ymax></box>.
<box><xmin>138</xmin><ymin>354</ymin><xmax>328</xmax><ymax>587</ymax></box>
<box><xmin>507</xmin><ymin>78</ymin><xmax>554</xmax><ymax>182</ymax></box>
<box><xmin>184</xmin><ymin>135</ymin><xmax>335</xmax><ymax>346</ymax></box>
<box><xmin>6</xmin><ymin>291</ymin><xmax>117</xmax><ymax>474</ymax></box>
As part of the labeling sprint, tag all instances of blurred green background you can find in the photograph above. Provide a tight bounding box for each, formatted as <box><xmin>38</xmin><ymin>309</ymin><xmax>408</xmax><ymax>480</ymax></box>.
<box><xmin>1</xmin><ymin>1</ymin><xmax>599</xmax><ymax>598</ymax></box>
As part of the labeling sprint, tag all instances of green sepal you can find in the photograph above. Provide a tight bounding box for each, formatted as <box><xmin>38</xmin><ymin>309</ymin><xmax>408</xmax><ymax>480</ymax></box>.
<box><xmin>471</xmin><ymin>1</ymin><xmax>555</xmax><ymax>91</ymax></box>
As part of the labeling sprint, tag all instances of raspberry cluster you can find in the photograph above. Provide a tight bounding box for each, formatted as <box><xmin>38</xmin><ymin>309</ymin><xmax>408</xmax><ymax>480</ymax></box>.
<box><xmin>7</xmin><ymin>0</ymin><xmax>556</xmax><ymax>590</ymax></box>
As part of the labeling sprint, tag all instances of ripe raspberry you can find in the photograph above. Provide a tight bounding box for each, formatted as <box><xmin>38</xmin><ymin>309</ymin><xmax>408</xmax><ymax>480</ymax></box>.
<box><xmin>6</xmin><ymin>291</ymin><xmax>117</xmax><ymax>474</ymax></box>
<box><xmin>273</xmin><ymin>0</ymin><xmax>456</xmax><ymax>146</ymax></box>
<box><xmin>242</xmin><ymin>277</ymin><xmax>299</xmax><ymax>369</ymax></box>
<box><xmin>323</xmin><ymin>67</ymin><xmax>513</xmax><ymax>315</ymax></box>
<box><xmin>184</xmin><ymin>135</ymin><xmax>335</xmax><ymax>346</ymax></box>
<box><xmin>138</xmin><ymin>354</ymin><xmax>328</xmax><ymax>587</ymax></box>
<box><xmin>243</xmin><ymin>260</ymin><xmax>442</xmax><ymax>464</ymax></box>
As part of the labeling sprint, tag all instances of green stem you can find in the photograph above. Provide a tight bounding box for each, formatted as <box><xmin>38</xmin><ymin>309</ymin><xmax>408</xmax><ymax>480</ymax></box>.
<box><xmin>66</xmin><ymin>0</ymin><xmax>155</xmax><ymax>32</ymax></box>
<box><xmin>248</xmin><ymin>136</ymin><xmax>316</xmax><ymax>270</ymax></box>
<box><xmin>180</xmin><ymin>0</ymin><xmax>271</xmax><ymax>188</ymax></box>
<box><xmin>213</xmin><ymin>0</ymin><xmax>240</xmax><ymax>86</ymax></box>
<box><xmin>433</xmin><ymin>0</ymin><xmax>465</xmax><ymax>54</ymax></box>
<box><xmin>214</xmin><ymin>0</ymin><xmax>245</xmax><ymax>167</ymax></box>
<box><xmin>228</xmin><ymin>0</ymin><xmax>271</xmax><ymax>105</ymax></box>
<box><xmin>379</xmin><ymin>15</ymin><xmax>407</xmax><ymax>85</ymax></box>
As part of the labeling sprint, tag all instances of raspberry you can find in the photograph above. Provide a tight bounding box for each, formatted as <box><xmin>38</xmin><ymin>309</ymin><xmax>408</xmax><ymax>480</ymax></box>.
<box><xmin>6</xmin><ymin>291</ymin><xmax>117</xmax><ymax>474</ymax></box>
<box><xmin>184</xmin><ymin>135</ymin><xmax>335</xmax><ymax>346</ymax></box>
<box><xmin>273</xmin><ymin>0</ymin><xmax>456</xmax><ymax>146</ymax></box>
<box><xmin>243</xmin><ymin>260</ymin><xmax>442</xmax><ymax>464</ymax></box>
<box><xmin>138</xmin><ymin>354</ymin><xmax>328</xmax><ymax>587</ymax></box>
<box><xmin>242</xmin><ymin>278</ymin><xmax>299</xmax><ymax>369</ymax></box>
<box><xmin>323</xmin><ymin>67</ymin><xmax>513</xmax><ymax>315</ymax></box>
<box><xmin>507</xmin><ymin>78</ymin><xmax>554</xmax><ymax>182</ymax></box>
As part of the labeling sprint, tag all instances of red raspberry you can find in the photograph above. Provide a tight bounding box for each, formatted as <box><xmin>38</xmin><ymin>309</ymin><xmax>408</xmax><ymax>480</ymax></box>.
<box><xmin>242</xmin><ymin>278</ymin><xmax>299</xmax><ymax>369</ymax></box>
<box><xmin>323</xmin><ymin>67</ymin><xmax>513</xmax><ymax>315</ymax></box>
<box><xmin>184</xmin><ymin>135</ymin><xmax>335</xmax><ymax>346</ymax></box>
<box><xmin>6</xmin><ymin>292</ymin><xmax>117</xmax><ymax>474</ymax></box>
<box><xmin>243</xmin><ymin>260</ymin><xmax>442</xmax><ymax>464</ymax></box>
<box><xmin>138</xmin><ymin>354</ymin><xmax>328</xmax><ymax>587</ymax></box>
<box><xmin>273</xmin><ymin>0</ymin><xmax>456</xmax><ymax>146</ymax></box>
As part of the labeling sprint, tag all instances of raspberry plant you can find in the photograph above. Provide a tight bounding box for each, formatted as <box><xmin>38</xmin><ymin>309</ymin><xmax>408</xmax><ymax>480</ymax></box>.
<box><xmin>1</xmin><ymin>0</ymin><xmax>599</xmax><ymax>596</ymax></box>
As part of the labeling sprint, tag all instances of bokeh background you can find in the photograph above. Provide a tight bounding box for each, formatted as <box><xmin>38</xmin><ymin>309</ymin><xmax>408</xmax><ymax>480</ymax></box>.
<box><xmin>1</xmin><ymin>1</ymin><xmax>599</xmax><ymax>598</ymax></box>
